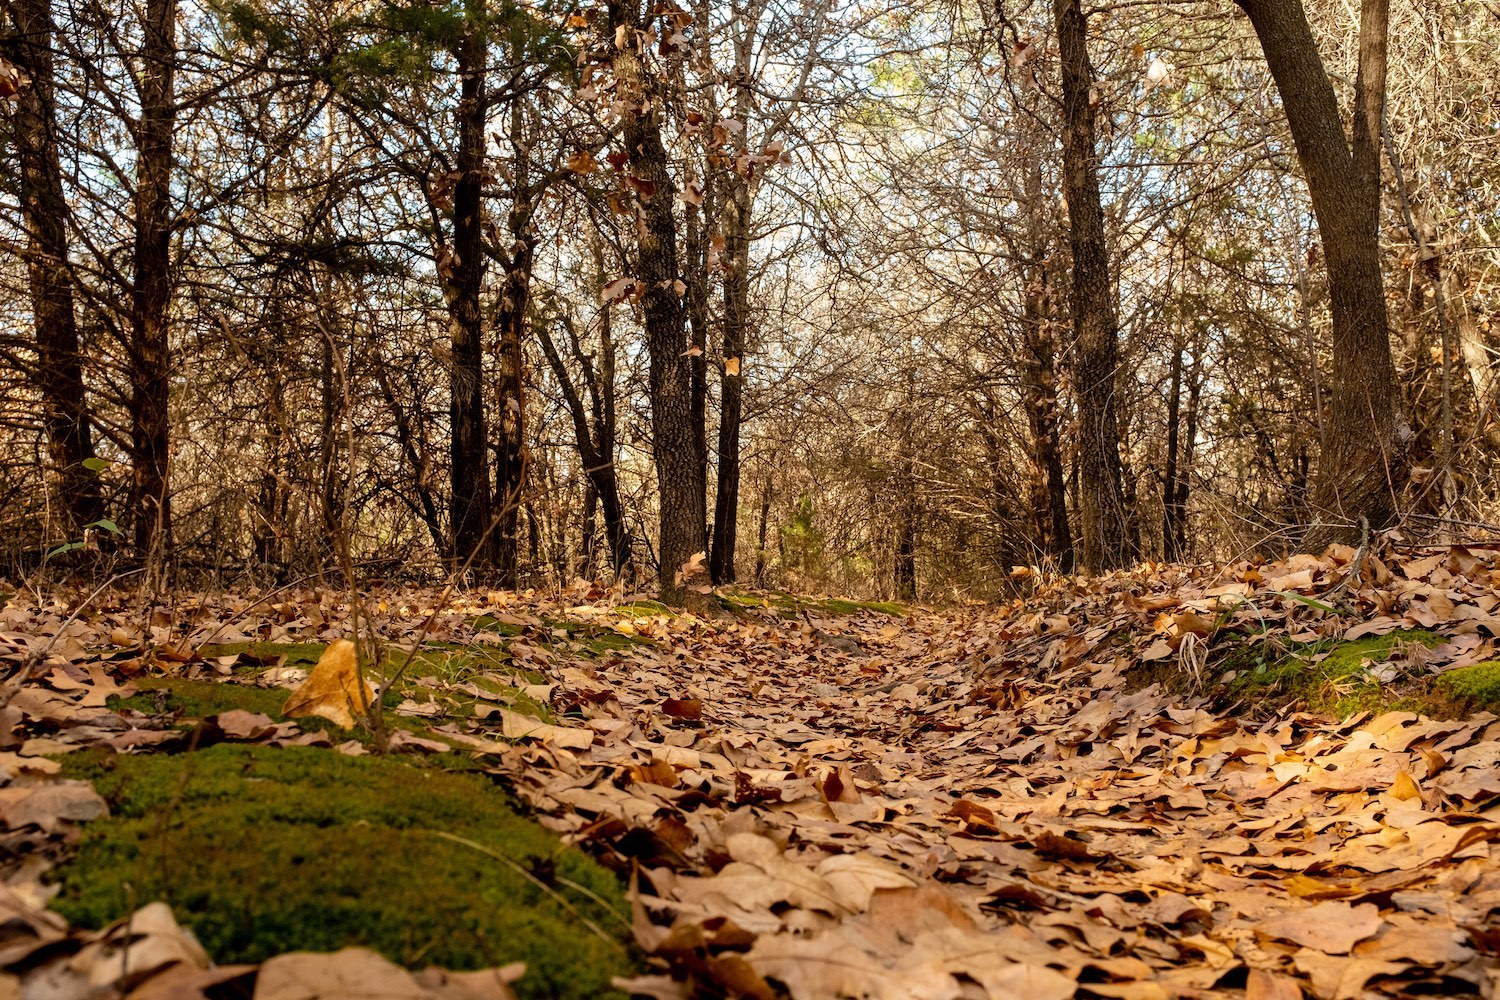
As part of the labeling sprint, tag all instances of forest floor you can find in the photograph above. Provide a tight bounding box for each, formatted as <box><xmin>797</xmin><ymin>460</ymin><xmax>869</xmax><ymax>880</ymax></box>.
<box><xmin>2</xmin><ymin>542</ymin><xmax>1500</xmax><ymax>999</ymax></box>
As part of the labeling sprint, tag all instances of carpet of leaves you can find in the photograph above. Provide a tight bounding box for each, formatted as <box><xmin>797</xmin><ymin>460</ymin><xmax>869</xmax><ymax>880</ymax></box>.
<box><xmin>2</xmin><ymin>541</ymin><xmax>1500</xmax><ymax>999</ymax></box>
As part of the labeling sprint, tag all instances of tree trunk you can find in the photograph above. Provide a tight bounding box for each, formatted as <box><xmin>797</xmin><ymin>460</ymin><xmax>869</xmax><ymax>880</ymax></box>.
<box><xmin>1053</xmin><ymin>0</ymin><xmax>1130</xmax><ymax>573</ymax></box>
<box><xmin>708</xmin><ymin>24</ymin><xmax>759</xmax><ymax>586</ymax></box>
<box><xmin>493</xmin><ymin>104</ymin><xmax>535</xmax><ymax>588</ymax></box>
<box><xmin>1019</xmin><ymin>260</ymin><xmax>1073</xmax><ymax>570</ymax></box>
<box><xmin>608</xmin><ymin>0</ymin><xmax>708</xmax><ymax>602</ymax></box>
<box><xmin>1162</xmin><ymin>330</ymin><xmax>1185</xmax><ymax>560</ymax></box>
<box><xmin>710</xmin><ymin>170</ymin><xmax>750</xmax><ymax>584</ymax></box>
<box><xmin>129</xmin><ymin>0</ymin><xmax>177</xmax><ymax>562</ymax></box>
<box><xmin>1176</xmin><ymin>342</ymin><xmax>1203</xmax><ymax>559</ymax></box>
<box><xmin>444</xmin><ymin>25</ymin><xmax>493</xmax><ymax>572</ymax></box>
<box><xmin>682</xmin><ymin>183</ymin><xmax>711</xmax><ymax>557</ymax></box>
<box><xmin>9</xmin><ymin>0</ymin><xmax>103</xmax><ymax>536</ymax></box>
<box><xmin>753</xmin><ymin>470</ymin><xmax>773</xmax><ymax>587</ymax></box>
<box><xmin>894</xmin><ymin>476</ymin><xmax>917</xmax><ymax>601</ymax></box>
<box><xmin>1237</xmin><ymin>0</ymin><xmax>1399</xmax><ymax>546</ymax></box>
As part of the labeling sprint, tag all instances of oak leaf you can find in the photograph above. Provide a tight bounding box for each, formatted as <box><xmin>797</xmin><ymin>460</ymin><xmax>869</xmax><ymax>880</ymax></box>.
<box><xmin>282</xmin><ymin>640</ymin><xmax>373</xmax><ymax>730</ymax></box>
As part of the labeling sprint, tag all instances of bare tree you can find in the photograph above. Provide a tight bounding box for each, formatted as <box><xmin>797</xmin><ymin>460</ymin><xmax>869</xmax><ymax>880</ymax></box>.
<box><xmin>1236</xmin><ymin>0</ymin><xmax>1400</xmax><ymax>545</ymax></box>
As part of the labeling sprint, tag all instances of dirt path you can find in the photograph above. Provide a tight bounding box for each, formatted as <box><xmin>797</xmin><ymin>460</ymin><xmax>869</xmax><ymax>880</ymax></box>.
<box><xmin>485</xmin><ymin>602</ymin><xmax>1500</xmax><ymax>999</ymax></box>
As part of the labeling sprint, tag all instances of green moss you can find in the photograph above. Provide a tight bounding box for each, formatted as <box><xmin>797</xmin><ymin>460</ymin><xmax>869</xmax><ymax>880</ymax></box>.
<box><xmin>1436</xmin><ymin>660</ymin><xmax>1500</xmax><ymax>709</ymax></box>
<box><xmin>111</xmin><ymin>677</ymin><xmax>297</xmax><ymax>725</ymax></box>
<box><xmin>51</xmin><ymin>745</ymin><xmax>633</xmax><ymax>997</ymax></box>
<box><xmin>385</xmin><ymin>646</ymin><xmax>553</xmax><ymax>723</ymax></box>
<box><xmin>612</xmin><ymin>600</ymin><xmax>673</xmax><ymax>618</ymax></box>
<box><xmin>1226</xmin><ymin>629</ymin><xmax>1451</xmax><ymax>718</ymax></box>
<box><xmin>815</xmin><ymin>598</ymin><xmax>905</xmax><ymax>616</ymax></box>
<box><xmin>469</xmin><ymin>615</ymin><xmax>527</xmax><ymax>637</ymax></box>
<box><xmin>576</xmin><ymin>632</ymin><xmax>642</xmax><ymax>656</ymax></box>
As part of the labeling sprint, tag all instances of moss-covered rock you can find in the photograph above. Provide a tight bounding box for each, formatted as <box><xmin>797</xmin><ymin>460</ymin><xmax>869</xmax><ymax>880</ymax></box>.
<box><xmin>1222</xmin><ymin>629</ymin><xmax>1487</xmax><ymax>718</ymax></box>
<box><xmin>1435</xmin><ymin>660</ymin><xmax>1500</xmax><ymax>710</ymax></box>
<box><xmin>51</xmin><ymin>745</ymin><xmax>633</xmax><ymax>998</ymax></box>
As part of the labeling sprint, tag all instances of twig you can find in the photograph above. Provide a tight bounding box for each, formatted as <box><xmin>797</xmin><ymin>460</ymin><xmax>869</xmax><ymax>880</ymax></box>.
<box><xmin>423</xmin><ymin>829</ymin><xmax>628</xmax><ymax>948</ymax></box>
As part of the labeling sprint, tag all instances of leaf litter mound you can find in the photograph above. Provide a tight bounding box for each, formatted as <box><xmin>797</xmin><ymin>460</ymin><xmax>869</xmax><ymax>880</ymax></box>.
<box><xmin>1</xmin><ymin>540</ymin><xmax>1500</xmax><ymax>998</ymax></box>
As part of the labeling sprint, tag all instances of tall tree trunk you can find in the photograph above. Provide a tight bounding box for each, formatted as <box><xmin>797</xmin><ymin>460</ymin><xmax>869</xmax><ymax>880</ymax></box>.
<box><xmin>708</xmin><ymin>24</ymin><xmax>758</xmax><ymax>586</ymax></box>
<box><xmin>1162</xmin><ymin>329</ymin><xmax>1186</xmax><ymax>560</ymax></box>
<box><xmin>753</xmin><ymin>470</ymin><xmax>773</xmax><ymax>587</ymax></box>
<box><xmin>493</xmin><ymin>103</ymin><xmax>534</xmax><ymax>588</ymax></box>
<box><xmin>608</xmin><ymin>0</ymin><xmax>708</xmax><ymax>602</ymax></box>
<box><xmin>9</xmin><ymin>0</ymin><xmax>103</xmax><ymax>536</ymax></box>
<box><xmin>1012</xmin><ymin>84</ymin><xmax>1073</xmax><ymax>571</ymax></box>
<box><xmin>894</xmin><ymin>470</ymin><xmax>917</xmax><ymax>601</ymax></box>
<box><xmin>1176</xmin><ymin>342</ymin><xmax>1203</xmax><ymax>559</ymax></box>
<box><xmin>129</xmin><ymin>0</ymin><xmax>177</xmax><ymax>562</ymax></box>
<box><xmin>710</xmin><ymin>170</ymin><xmax>750</xmax><ymax>584</ymax></box>
<box><xmin>444</xmin><ymin>25</ymin><xmax>493</xmax><ymax>571</ymax></box>
<box><xmin>1053</xmin><ymin>0</ymin><xmax>1130</xmax><ymax>572</ymax></box>
<box><xmin>1237</xmin><ymin>0</ymin><xmax>1399</xmax><ymax>545</ymax></box>
<box><xmin>494</xmin><ymin>233</ymin><xmax>530</xmax><ymax>586</ymax></box>
<box><xmin>1019</xmin><ymin>260</ymin><xmax>1073</xmax><ymax>569</ymax></box>
<box><xmin>683</xmin><ymin>187</ymin><xmax>711</xmax><ymax>556</ymax></box>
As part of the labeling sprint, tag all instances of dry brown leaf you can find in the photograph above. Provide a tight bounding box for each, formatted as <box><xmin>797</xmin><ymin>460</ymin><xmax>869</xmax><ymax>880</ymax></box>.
<box><xmin>282</xmin><ymin>640</ymin><xmax>372</xmax><ymax>730</ymax></box>
<box><xmin>1255</xmin><ymin>901</ymin><xmax>1384</xmax><ymax>955</ymax></box>
<box><xmin>0</xmin><ymin>781</ymin><xmax>106</xmax><ymax>833</ymax></box>
<box><xmin>1246</xmin><ymin>968</ymin><xmax>1303</xmax><ymax>1000</ymax></box>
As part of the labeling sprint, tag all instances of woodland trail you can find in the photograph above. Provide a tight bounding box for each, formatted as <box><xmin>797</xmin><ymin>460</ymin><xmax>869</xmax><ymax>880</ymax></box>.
<box><xmin>493</xmin><ymin>595</ymin><xmax>1500</xmax><ymax>999</ymax></box>
<box><xmin>2</xmin><ymin>547</ymin><xmax>1500</xmax><ymax>998</ymax></box>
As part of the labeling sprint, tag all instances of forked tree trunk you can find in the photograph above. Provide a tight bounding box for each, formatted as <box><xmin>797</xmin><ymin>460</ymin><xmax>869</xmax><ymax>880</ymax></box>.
<box><xmin>129</xmin><ymin>0</ymin><xmax>177</xmax><ymax>562</ymax></box>
<box><xmin>537</xmin><ymin>315</ymin><xmax>634</xmax><ymax>578</ymax></box>
<box><xmin>9</xmin><ymin>0</ymin><xmax>103</xmax><ymax>536</ymax></box>
<box><xmin>1236</xmin><ymin>0</ymin><xmax>1399</xmax><ymax>546</ymax></box>
<box><xmin>1052</xmin><ymin>0</ymin><xmax>1130</xmax><ymax>573</ymax></box>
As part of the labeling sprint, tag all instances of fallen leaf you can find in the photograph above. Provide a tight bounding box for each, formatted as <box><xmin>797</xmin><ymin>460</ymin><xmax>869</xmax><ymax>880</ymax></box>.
<box><xmin>1255</xmin><ymin>901</ymin><xmax>1384</xmax><ymax>955</ymax></box>
<box><xmin>282</xmin><ymin>640</ymin><xmax>373</xmax><ymax>730</ymax></box>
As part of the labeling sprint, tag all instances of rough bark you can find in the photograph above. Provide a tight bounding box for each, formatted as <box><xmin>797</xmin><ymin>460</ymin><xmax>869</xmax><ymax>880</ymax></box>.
<box><xmin>1053</xmin><ymin>0</ymin><xmax>1130</xmax><ymax>572</ymax></box>
<box><xmin>129</xmin><ymin>0</ymin><xmax>177</xmax><ymax>561</ymax></box>
<box><xmin>608</xmin><ymin>0</ymin><xmax>708</xmax><ymax>602</ymax></box>
<box><xmin>444</xmin><ymin>25</ymin><xmax>493</xmax><ymax>571</ymax></box>
<box><xmin>1237</xmin><ymin>0</ymin><xmax>1399</xmax><ymax>546</ymax></box>
<box><xmin>1018</xmin><ymin>143</ymin><xmax>1073</xmax><ymax>570</ymax></box>
<box><xmin>8</xmin><ymin>0</ymin><xmax>103</xmax><ymax>535</ymax></box>
<box><xmin>493</xmin><ymin>102</ymin><xmax>533</xmax><ymax>588</ymax></box>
